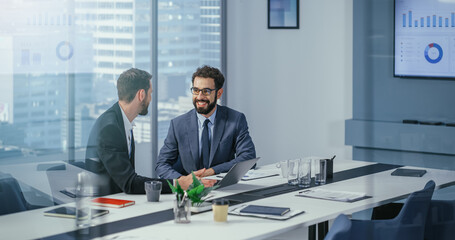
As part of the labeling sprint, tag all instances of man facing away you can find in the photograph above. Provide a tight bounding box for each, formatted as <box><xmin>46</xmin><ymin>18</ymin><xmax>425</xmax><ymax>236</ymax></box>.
<box><xmin>85</xmin><ymin>68</ymin><xmax>212</xmax><ymax>195</ymax></box>
<box><xmin>156</xmin><ymin>65</ymin><xmax>256</xmax><ymax>179</ymax></box>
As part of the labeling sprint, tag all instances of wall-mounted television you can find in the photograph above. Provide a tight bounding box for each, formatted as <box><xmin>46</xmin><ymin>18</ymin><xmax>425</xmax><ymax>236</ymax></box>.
<box><xmin>394</xmin><ymin>0</ymin><xmax>455</xmax><ymax>79</ymax></box>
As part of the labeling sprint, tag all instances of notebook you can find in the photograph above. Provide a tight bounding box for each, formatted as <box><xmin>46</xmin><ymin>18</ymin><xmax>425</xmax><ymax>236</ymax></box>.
<box><xmin>229</xmin><ymin>204</ymin><xmax>305</xmax><ymax>221</ymax></box>
<box><xmin>391</xmin><ymin>168</ymin><xmax>427</xmax><ymax>177</ymax></box>
<box><xmin>91</xmin><ymin>197</ymin><xmax>135</xmax><ymax>208</ymax></box>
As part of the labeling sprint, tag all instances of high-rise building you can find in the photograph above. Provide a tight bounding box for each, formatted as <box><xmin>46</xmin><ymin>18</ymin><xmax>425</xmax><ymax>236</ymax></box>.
<box><xmin>0</xmin><ymin>0</ymin><xmax>222</xmax><ymax>156</ymax></box>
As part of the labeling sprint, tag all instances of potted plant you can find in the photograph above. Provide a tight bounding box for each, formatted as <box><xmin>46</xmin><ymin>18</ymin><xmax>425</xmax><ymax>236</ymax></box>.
<box><xmin>167</xmin><ymin>172</ymin><xmax>219</xmax><ymax>223</ymax></box>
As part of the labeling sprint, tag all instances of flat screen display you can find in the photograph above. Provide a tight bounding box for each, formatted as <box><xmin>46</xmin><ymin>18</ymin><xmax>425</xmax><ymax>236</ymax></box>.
<box><xmin>395</xmin><ymin>0</ymin><xmax>455</xmax><ymax>78</ymax></box>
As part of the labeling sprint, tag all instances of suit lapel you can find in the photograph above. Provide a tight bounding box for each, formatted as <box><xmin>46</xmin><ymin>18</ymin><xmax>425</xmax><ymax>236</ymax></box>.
<box><xmin>186</xmin><ymin>110</ymin><xmax>200</xmax><ymax>170</ymax></box>
<box><xmin>113</xmin><ymin>102</ymin><xmax>130</xmax><ymax>163</ymax></box>
<box><xmin>210</xmin><ymin>105</ymin><xmax>226</xmax><ymax>166</ymax></box>
<box><xmin>113</xmin><ymin>102</ymin><xmax>127</xmax><ymax>142</ymax></box>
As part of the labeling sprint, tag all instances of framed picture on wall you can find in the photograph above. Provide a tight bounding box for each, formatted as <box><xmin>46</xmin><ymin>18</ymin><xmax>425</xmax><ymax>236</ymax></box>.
<box><xmin>268</xmin><ymin>0</ymin><xmax>299</xmax><ymax>29</ymax></box>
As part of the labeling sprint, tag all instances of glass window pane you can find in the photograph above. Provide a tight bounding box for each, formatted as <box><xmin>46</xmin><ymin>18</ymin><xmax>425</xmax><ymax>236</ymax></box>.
<box><xmin>157</xmin><ymin>0</ymin><xmax>222</xmax><ymax>148</ymax></box>
<box><xmin>0</xmin><ymin>0</ymin><xmax>224</xmax><ymax>221</ymax></box>
<box><xmin>0</xmin><ymin>0</ymin><xmax>152</xmax><ymax>210</ymax></box>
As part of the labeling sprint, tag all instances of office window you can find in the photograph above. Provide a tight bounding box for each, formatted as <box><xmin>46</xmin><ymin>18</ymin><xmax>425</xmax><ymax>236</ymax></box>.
<box><xmin>0</xmin><ymin>0</ymin><xmax>223</xmax><ymax>215</ymax></box>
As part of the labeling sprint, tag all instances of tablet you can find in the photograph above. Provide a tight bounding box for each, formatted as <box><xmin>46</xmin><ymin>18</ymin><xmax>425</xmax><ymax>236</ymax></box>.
<box><xmin>240</xmin><ymin>205</ymin><xmax>291</xmax><ymax>216</ymax></box>
<box><xmin>44</xmin><ymin>206</ymin><xmax>109</xmax><ymax>219</ymax></box>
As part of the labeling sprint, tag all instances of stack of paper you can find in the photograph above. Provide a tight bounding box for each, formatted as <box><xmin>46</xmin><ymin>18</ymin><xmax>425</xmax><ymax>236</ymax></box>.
<box><xmin>241</xmin><ymin>171</ymin><xmax>279</xmax><ymax>181</ymax></box>
<box><xmin>296</xmin><ymin>189</ymin><xmax>366</xmax><ymax>202</ymax></box>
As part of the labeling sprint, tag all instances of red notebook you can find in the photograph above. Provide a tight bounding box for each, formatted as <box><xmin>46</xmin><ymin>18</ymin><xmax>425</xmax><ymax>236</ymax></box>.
<box><xmin>91</xmin><ymin>197</ymin><xmax>135</xmax><ymax>208</ymax></box>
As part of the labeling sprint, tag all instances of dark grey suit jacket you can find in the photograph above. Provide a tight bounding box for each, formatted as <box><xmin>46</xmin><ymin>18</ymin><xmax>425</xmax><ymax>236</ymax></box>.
<box><xmin>156</xmin><ymin>105</ymin><xmax>256</xmax><ymax>179</ymax></box>
<box><xmin>85</xmin><ymin>102</ymin><xmax>171</xmax><ymax>195</ymax></box>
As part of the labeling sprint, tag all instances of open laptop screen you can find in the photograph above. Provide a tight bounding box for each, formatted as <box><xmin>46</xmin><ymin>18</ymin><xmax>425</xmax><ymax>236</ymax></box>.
<box><xmin>215</xmin><ymin>157</ymin><xmax>260</xmax><ymax>189</ymax></box>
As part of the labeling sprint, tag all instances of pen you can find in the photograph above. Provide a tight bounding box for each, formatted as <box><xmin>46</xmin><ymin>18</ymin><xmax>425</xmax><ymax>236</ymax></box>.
<box><xmin>298</xmin><ymin>189</ymin><xmax>312</xmax><ymax>194</ymax></box>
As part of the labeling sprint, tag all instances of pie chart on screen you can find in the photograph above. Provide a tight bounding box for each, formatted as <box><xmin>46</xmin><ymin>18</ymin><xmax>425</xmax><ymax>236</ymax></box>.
<box><xmin>424</xmin><ymin>43</ymin><xmax>443</xmax><ymax>64</ymax></box>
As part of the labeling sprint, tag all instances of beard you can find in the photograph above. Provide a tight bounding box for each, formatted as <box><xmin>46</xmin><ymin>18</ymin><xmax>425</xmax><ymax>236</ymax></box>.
<box><xmin>193</xmin><ymin>98</ymin><xmax>217</xmax><ymax>115</ymax></box>
<box><xmin>139</xmin><ymin>98</ymin><xmax>149</xmax><ymax>116</ymax></box>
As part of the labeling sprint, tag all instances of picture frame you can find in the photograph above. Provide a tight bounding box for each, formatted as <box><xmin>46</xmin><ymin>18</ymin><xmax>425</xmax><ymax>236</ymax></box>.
<box><xmin>268</xmin><ymin>0</ymin><xmax>299</xmax><ymax>29</ymax></box>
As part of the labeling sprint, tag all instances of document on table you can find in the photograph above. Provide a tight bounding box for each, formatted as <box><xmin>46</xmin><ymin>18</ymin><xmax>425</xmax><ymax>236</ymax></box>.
<box><xmin>296</xmin><ymin>189</ymin><xmax>367</xmax><ymax>202</ymax></box>
<box><xmin>241</xmin><ymin>170</ymin><xmax>279</xmax><ymax>181</ymax></box>
<box><xmin>203</xmin><ymin>171</ymin><xmax>279</xmax><ymax>181</ymax></box>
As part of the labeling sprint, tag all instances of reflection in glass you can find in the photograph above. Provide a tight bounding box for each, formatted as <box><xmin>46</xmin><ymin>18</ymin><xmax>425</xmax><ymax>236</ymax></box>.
<box><xmin>0</xmin><ymin>0</ymin><xmax>222</xmax><ymax>219</ymax></box>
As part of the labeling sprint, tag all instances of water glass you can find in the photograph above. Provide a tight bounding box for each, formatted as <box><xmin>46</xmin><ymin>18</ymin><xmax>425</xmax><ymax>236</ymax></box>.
<box><xmin>287</xmin><ymin>158</ymin><xmax>300</xmax><ymax>185</ymax></box>
<box><xmin>298</xmin><ymin>158</ymin><xmax>312</xmax><ymax>188</ymax></box>
<box><xmin>315</xmin><ymin>159</ymin><xmax>327</xmax><ymax>185</ymax></box>
<box><xmin>276</xmin><ymin>160</ymin><xmax>288</xmax><ymax>178</ymax></box>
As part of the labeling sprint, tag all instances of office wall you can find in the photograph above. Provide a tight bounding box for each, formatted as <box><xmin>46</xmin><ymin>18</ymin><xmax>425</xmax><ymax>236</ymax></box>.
<box><xmin>226</xmin><ymin>0</ymin><xmax>353</xmax><ymax>165</ymax></box>
<box><xmin>346</xmin><ymin>0</ymin><xmax>455</xmax><ymax>170</ymax></box>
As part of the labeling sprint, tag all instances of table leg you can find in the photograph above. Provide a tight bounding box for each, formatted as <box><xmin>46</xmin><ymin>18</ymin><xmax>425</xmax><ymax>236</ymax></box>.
<box><xmin>309</xmin><ymin>224</ymin><xmax>316</xmax><ymax>240</ymax></box>
<box><xmin>317</xmin><ymin>221</ymin><xmax>329</xmax><ymax>240</ymax></box>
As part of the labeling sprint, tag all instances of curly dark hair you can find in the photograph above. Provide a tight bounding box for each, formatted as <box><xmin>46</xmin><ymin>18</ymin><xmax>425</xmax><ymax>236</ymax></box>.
<box><xmin>117</xmin><ymin>68</ymin><xmax>152</xmax><ymax>103</ymax></box>
<box><xmin>191</xmin><ymin>65</ymin><xmax>225</xmax><ymax>89</ymax></box>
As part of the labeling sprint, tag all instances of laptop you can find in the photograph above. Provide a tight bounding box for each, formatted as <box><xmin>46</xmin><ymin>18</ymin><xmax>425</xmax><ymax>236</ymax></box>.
<box><xmin>214</xmin><ymin>157</ymin><xmax>260</xmax><ymax>189</ymax></box>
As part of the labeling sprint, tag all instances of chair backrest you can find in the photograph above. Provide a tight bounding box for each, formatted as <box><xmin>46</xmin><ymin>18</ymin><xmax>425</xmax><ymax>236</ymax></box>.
<box><xmin>395</xmin><ymin>180</ymin><xmax>435</xmax><ymax>225</ymax></box>
<box><xmin>324</xmin><ymin>214</ymin><xmax>351</xmax><ymax>240</ymax></box>
<box><xmin>0</xmin><ymin>173</ymin><xmax>28</xmax><ymax>216</ymax></box>
<box><xmin>424</xmin><ymin>199</ymin><xmax>455</xmax><ymax>240</ymax></box>
<box><xmin>349</xmin><ymin>180</ymin><xmax>435</xmax><ymax>240</ymax></box>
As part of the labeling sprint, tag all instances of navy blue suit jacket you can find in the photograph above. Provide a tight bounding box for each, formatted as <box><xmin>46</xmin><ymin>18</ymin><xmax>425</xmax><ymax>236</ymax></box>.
<box><xmin>156</xmin><ymin>105</ymin><xmax>256</xmax><ymax>179</ymax></box>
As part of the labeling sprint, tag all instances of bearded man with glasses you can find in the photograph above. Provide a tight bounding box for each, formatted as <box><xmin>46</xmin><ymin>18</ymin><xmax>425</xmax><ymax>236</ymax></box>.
<box><xmin>156</xmin><ymin>65</ymin><xmax>256</xmax><ymax>179</ymax></box>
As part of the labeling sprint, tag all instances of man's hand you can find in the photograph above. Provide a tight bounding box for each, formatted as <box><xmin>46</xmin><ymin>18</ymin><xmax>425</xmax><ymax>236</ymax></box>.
<box><xmin>200</xmin><ymin>168</ymin><xmax>215</xmax><ymax>177</ymax></box>
<box><xmin>177</xmin><ymin>169</ymin><xmax>217</xmax><ymax>190</ymax></box>
<box><xmin>201</xmin><ymin>179</ymin><xmax>217</xmax><ymax>187</ymax></box>
<box><xmin>177</xmin><ymin>174</ymin><xmax>193</xmax><ymax>190</ymax></box>
<box><xmin>192</xmin><ymin>168</ymin><xmax>214</xmax><ymax>177</ymax></box>
<box><xmin>193</xmin><ymin>168</ymin><xmax>207</xmax><ymax>177</ymax></box>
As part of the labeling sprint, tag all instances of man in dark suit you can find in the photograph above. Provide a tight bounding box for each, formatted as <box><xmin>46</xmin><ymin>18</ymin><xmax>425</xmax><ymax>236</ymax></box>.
<box><xmin>156</xmin><ymin>65</ymin><xmax>256</xmax><ymax>179</ymax></box>
<box><xmin>86</xmin><ymin>68</ymin><xmax>209</xmax><ymax>195</ymax></box>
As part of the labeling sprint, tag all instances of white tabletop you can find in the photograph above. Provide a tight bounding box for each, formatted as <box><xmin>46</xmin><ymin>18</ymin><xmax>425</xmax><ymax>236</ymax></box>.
<box><xmin>1</xmin><ymin>159</ymin><xmax>454</xmax><ymax>240</ymax></box>
<box><xmin>98</xmin><ymin>163</ymin><xmax>455</xmax><ymax>240</ymax></box>
<box><xmin>0</xmin><ymin>161</ymin><xmax>87</xmax><ymax>204</ymax></box>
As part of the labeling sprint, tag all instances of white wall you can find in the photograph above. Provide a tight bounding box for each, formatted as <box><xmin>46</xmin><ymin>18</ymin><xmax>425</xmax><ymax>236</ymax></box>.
<box><xmin>226</xmin><ymin>0</ymin><xmax>353</xmax><ymax>165</ymax></box>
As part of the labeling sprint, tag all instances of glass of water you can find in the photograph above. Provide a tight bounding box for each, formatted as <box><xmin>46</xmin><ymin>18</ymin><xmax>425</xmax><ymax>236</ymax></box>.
<box><xmin>287</xmin><ymin>158</ymin><xmax>300</xmax><ymax>185</ymax></box>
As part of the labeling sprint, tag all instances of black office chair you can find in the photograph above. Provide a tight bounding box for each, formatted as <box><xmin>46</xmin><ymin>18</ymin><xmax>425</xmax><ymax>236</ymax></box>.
<box><xmin>424</xmin><ymin>199</ymin><xmax>455</xmax><ymax>240</ymax></box>
<box><xmin>0</xmin><ymin>172</ymin><xmax>28</xmax><ymax>216</ymax></box>
<box><xmin>325</xmin><ymin>180</ymin><xmax>435</xmax><ymax>240</ymax></box>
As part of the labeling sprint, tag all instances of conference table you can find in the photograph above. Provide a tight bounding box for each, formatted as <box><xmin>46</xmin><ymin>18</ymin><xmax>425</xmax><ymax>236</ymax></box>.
<box><xmin>1</xmin><ymin>159</ymin><xmax>454</xmax><ymax>240</ymax></box>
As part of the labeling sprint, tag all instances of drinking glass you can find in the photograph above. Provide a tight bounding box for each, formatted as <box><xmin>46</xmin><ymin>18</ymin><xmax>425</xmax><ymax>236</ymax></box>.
<box><xmin>298</xmin><ymin>158</ymin><xmax>312</xmax><ymax>188</ymax></box>
<box><xmin>315</xmin><ymin>159</ymin><xmax>327</xmax><ymax>185</ymax></box>
<box><xmin>287</xmin><ymin>158</ymin><xmax>300</xmax><ymax>185</ymax></box>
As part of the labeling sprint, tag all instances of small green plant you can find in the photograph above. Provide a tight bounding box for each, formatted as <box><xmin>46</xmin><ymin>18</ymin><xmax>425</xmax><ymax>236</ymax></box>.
<box><xmin>167</xmin><ymin>172</ymin><xmax>219</xmax><ymax>206</ymax></box>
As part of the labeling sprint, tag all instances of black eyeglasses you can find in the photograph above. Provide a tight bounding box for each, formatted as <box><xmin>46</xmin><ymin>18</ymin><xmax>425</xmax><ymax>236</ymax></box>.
<box><xmin>190</xmin><ymin>87</ymin><xmax>216</xmax><ymax>96</ymax></box>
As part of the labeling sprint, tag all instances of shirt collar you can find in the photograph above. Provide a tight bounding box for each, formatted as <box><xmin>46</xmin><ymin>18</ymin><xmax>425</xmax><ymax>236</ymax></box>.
<box><xmin>196</xmin><ymin>107</ymin><xmax>217</xmax><ymax>126</ymax></box>
<box><xmin>119</xmin><ymin>104</ymin><xmax>134</xmax><ymax>132</ymax></box>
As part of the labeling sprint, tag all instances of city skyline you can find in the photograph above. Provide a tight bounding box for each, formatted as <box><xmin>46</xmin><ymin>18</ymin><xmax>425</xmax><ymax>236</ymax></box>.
<box><xmin>0</xmin><ymin>0</ymin><xmax>222</xmax><ymax>161</ymax></box>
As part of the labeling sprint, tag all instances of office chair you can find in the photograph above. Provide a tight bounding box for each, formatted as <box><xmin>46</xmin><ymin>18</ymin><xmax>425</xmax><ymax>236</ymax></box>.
<box><xmin>0</xmin><ymin>172</ymin><xmax>28</xmax><ymax>216</ymax></box>
<box><xmin>69</xmin><ymin>160</ymin><xmax>86</xmax><ymax>170</ymax></box>
<box><xmin>324</xmin><ymin>214</ymin><xmax>351</xmax><ymax>240</ymax></box>
<box><xmin>350</xmin><ymin>180</ymin><xmax>435</xmax><ymax>240</ymax></box>
<box><xmin>424</xmin><ymin>199</ymin><xmax>455</xmax><ymax>240</ymax></box>
<box><xmin>325</xmin><ymin>180</ymin><xmax>435</xmax><ymax>240</ymax></box>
